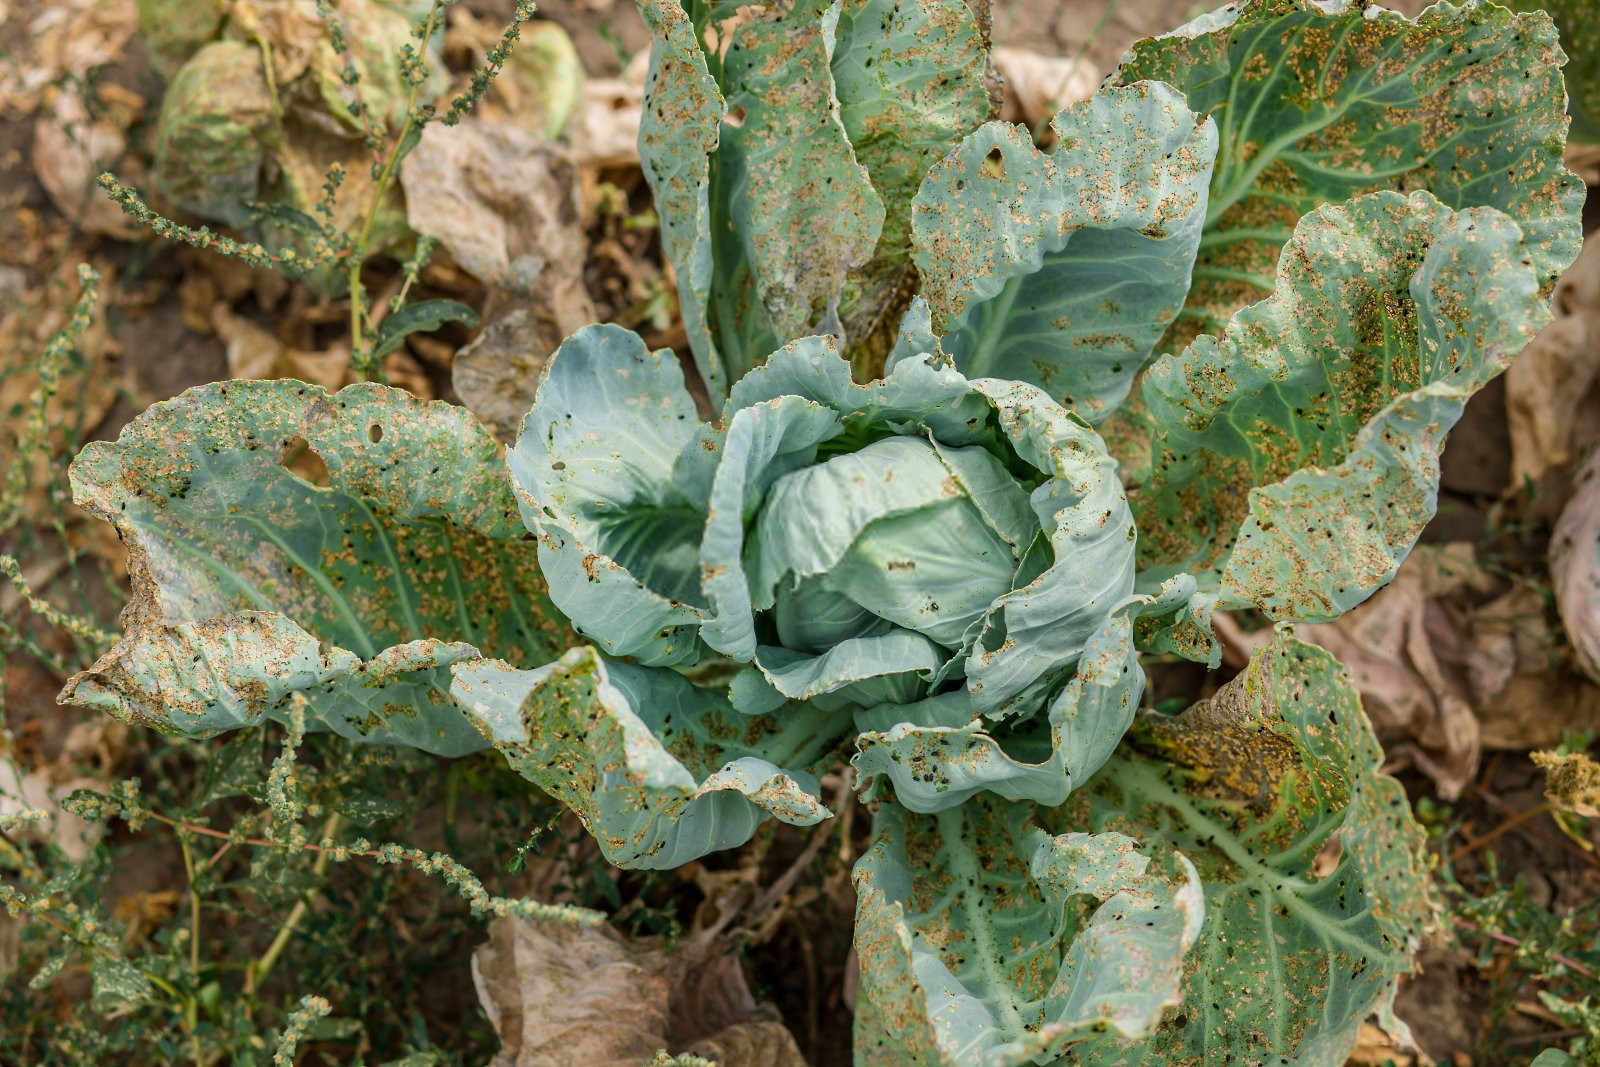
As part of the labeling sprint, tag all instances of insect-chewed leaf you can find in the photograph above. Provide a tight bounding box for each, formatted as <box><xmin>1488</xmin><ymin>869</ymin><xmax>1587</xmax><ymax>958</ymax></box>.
<box><xmin>1112</xmin><ymin>0</ymin><xmax>1583</xmax><ymax>349</ymax></box>
<box><xmin>1506</xmin><ymin>0</ymin><xmax>1600</xmax><ymax>146</ymax></box>
<box><xmin>852</xmin><ymin>798</ymin><xmax>1203</xmax><ymax>1067</ymax></box>
<box><xmin>850</xmin><ymin>580</ymin><xmax>1196</xmax><ymax>814</ymax></box>
<box><xmin>637</xmin><ymin>0</ymin><xmax>726</xmax><ymax>392</ymax></box>
<box><xmin>708</xmin><ymin>0</ymin><xmax>886</xmax><ymax>383</ymax></box>
<box><xmin>830</xmin><ymin>0</ymin><xmax>992</xmax><ymax>369</ymax></box>
<box><xmin>452</xmin><ymin>646</ymin><xmax>849</xmax><ymax>869</ymax></box>
<box><xmin>59</xmin><ymin>381</ymin><xmax>574</xmax><ymax>755</ymax></box>
<box><xmin>912</xmin><ymin>82</ymin><xmax>1217</xmax><ymax>423</ymax></box>
<box><xmin>1133</xmin><ymin>190</ymin><xmax>1548</xmax><ymax>635</ymax></box>
<box><xmin>1057</xmin><ymin>632</ymin><xmax>1436</xmax><ymax>1064</ymax></box>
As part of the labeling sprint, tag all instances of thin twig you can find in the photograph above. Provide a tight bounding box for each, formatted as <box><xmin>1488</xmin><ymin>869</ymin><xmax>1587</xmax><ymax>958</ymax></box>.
<box><xmin>1451</xmin><ymin>802</ymin><xmax>1553</xmax><ymax>864</ymax></box>
<box><xmin>1452</xmin><ymin>914</ymin><xmax>1597</xmax><ymax>980</ymax></box>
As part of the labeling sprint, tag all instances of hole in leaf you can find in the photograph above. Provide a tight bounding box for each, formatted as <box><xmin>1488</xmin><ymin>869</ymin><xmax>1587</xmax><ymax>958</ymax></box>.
<box><xmin>280</xmin><ymin>434</ymin><xmax>330</xmax><ymax>488</ymax></box>
<box><xmin>368</xmin><ymin>422</ymin><xmax>384</xmax><ymax>443</ymax></box>
<box><xmin>1311</xmin><ymin>833</ymin><xmax>1344</xmax><ymax>878</ymax></box>
<box><xmin>982</xmin><ymin>146</ymin><xmax>1006</xmax><ymax>179</ymax></box>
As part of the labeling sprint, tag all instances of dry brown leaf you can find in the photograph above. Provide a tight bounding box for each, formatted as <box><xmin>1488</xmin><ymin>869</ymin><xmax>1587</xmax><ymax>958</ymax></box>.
<box><xmin>1506</xmin><ymin>233</ymin><xmax>1600</xmax><ymax>491</ymax></box>
<box><xmin>32</xmin><ymin>82</ymin><xmax>145</xmax><ymax>239</ymax></box>
<box><xmin>0</xmin><ymin>732</ymin><xmax>103</xmax><ymax>863</ymax></box>
<box><xmin>1347</xmin><ymin>1020</ymin><xmax>1430</xmax><ymax>1067</ymax></box>
<box><xmin>472</xmin><ymin>918</ymin><xmax>671</xmax><ymax>1067</ymax></box>
<box><xmin>1552</xmin><ymin>448</ymin><xmax>1600</xmax><ymax>685</ymax></box>
<box><xmin>472</xmin><ymin>916</ymin><xmax>807</xmax><ymax>1067</ymax></box>
<box><xmin>397</xmin><ymin>117</ymin><xmax>592</xmax><ymax>431</ymax></box>
<box><xmin>1566</xmin><ymin>142</ymin><xmax>1600</xmax><ymax>186</ymax></box>
<box><xmin>228</xmin><ymin>0</ymin><xmax>324</xmax><ymax>86</ymax></box>
<box><xmin>0</xmin><ymin>0</ymin><xmax>136</xmax><ymax>112</ymax></box>
<box><xmin>453</xmin><ymin>304</ymin><xmax>584</xmax><ymax>443</ymax></box>
<box><xmin>1531</xmin><ymin>749</ymin><xmax>1600</xmax><ymax>818</ymax></box>
<box><xmin>211</xmin><ymin>304</ymin><xmax>349</xmax><ymax>389</ymax></box>
<box><xmin>566</xmin><ymin>51</ymin><xmax>649</xmax><ymax>168</ymax></box>
<box><xmin>991</xmin><ymin>46</ymin><xmax>1098</xmax><ymax>129</ymax></box>
<box><xmin>112</xmin><ymin>889</ymin><xmax>182</xmax><ymax>943</ymax></box>
<box><xmin>687</xmin><ymin>1022</ymin><xmax>808</xmax><ymax>1067</ymax></box>
<box><xmin>1460</xmin><ymin>585</ymin><xmax>1600</xmax><ymax>751</ymax></box>
<box><xmin>400</xmin><ymin>119</ymin><xmax>592</xmax><ymax>295</ymax></box>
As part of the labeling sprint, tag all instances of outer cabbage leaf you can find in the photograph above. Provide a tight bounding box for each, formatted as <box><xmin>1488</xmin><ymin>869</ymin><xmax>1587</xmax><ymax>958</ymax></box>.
<box><xmin>507</xmin><ymin>324</ymin><xmax>710</xmax><ymax>666</ymax></box>
<box><xmin>1056</xmin><ymin>632</ymin><xmax>1435</xmax><ymax>1064</ymax></box>
<box><xmin>1112</xmin><ymin>0</ymin><xmax>1583</xmax><ymax>346</ymax></box>
<box><xmin>706</xmin><ymin>0</ymin><xmax>886</xmax><ymax>383</ymax></box>
<box><xmin>60</xmin><ymin>381</ymin><xmax>574</xmax><ymax>755</ymax></box>
<box><xmin>1505</xmin><ymin>0</ymin><xmax>1600</xmax><ymax>145</ymax></box>
<box><xmin>853</xmin><ymin>798</ymin><xmax>1203</xmax><ymax>1067</ymax></box>
<box><xmin>830</xmin><ymin>0</ymin><xmax>993</xmax><ymax>369</ymax></box>
<box><xmin>1133</xmin><ymin>190</ymin><xmax>1548</xmax><ymax>641</ymax></box>
<box><xmin>452</xmin><ymin>646</ymin><xmax>849</xmax><ymax>869</ymax></box>
<box><xmin>911</xmin><ymin>82</ymin><xmax>1217</xmax><ymax>422</ymax></box>
<box><xmin>637</xmin><ymin>0</ymin><xmax>726</xmax><ymax>391</ymax></box>
<box><xmin>639</xmin><ymin>0</ymin><xmax>995</xmax><ymax>389</ymax></box>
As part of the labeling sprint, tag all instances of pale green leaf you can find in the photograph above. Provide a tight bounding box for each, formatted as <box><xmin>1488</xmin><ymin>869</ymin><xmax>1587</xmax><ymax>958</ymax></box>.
<box><xmin>963</xmin><ymin>378</ymin><xmax>1135</xmax><ymax>715</ymax></box>
<box><xmin>852</xmin><ymin>799</ymin><xmax>1202</xmax><ymax>1067</ymax></box>
<box><xmin>913</xmin><ymin>82</ymin><xmax>1217</xmax><ymax>422</ymax></box>
<box><xmin>829</xmin><ymin>0</ymin><xmax>992</xmax><ymax>368</ymax></box>
<box><xmin>637</xmin><ymin>0</ymin><xmax>727</xmax><ymax>392</ymax></box>
<box><xmin>1113</xmin><ymin>0</ymin><xmax>1583</xmax><ymax>347</ymax></box>
<box><xmin>749</xmin><ymin>435</ymin><xmax>1026</xmax><ymax>644</ymax></box>
<box><xmin>507</xmin><ymin>324</ymin><xmax>710</xmax><ymax>666</ymax></box>
<box><xmin>851</xmin><ymin>582</ymin><xmax>1198</xmax><ymax>814</ymax></box>
<box><xmin>1506</xmin><ymin>0</ymin><xmax>1600</xmax><ymax>145</ymax></box>
<box><xmin>452</xmin><ymin>647</ymin><xmax>849</xmax><ymax>869</ymax></box>
<box><xmin>1057</xmin><ymin>633</ymin><xmax>1436</xmax><ymax>1063</ymax></box>
<box><xmin>698</xmin><ymin>392</ymin><xmax>842</xmax><ymax>661</ymax></box>
<box><xmin>61</xmin><ymin>381</ymin><xmax>573</xmax><ymax>755</ymax></box>
<box><xmin>1132</xmin><ymin>190</ymin><xmax>1548</xmax><ymax>633</ymax></box>
<box><xmin>708</xmin><ymin>0</ymin><xmax>886</xmax><ymax>381</ymax></box>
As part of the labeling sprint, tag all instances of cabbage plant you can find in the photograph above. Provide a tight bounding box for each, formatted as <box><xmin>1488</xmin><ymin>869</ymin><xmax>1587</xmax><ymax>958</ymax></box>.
<box><xmin>62</xmin><ymin>0</ymin><xmax>1584</xmax><ymax>1062</ymax></box>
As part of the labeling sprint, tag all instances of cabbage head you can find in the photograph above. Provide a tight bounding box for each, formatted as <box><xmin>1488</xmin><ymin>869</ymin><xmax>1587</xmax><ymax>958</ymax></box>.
<box><xmin>508</xmin><ymin>325</ymin><xmax>1137</xmax><ymax>729</ymax></box>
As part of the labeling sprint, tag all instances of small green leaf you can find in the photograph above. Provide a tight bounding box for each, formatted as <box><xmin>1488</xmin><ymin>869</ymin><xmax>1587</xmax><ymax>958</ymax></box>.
<box><xmin>371</xmin><ymin>298</ymin><xmax>479</xmax><ymax>360</ymax></box>
<box><xmin>90</xmin><ymin>956</ymin><xmax>153</xmax><ymax>1012</ymax></box>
